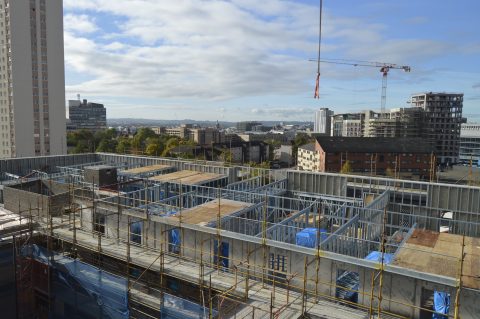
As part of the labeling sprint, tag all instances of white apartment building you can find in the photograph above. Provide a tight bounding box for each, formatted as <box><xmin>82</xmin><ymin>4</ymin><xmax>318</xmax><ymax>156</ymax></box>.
<box><xmin>0</xmin><ymin>0</ymin><xmax>66</xmax><ymax>158</ymax></box>
<box><xmin>297</xmin><ymin>143</ymin><xmax>319</xmax><ymax>171</ymax></box>
<box><xmin>314</xmin><ymin>108</ymin><xmax>333</xmax><ymax>134</ymax></box>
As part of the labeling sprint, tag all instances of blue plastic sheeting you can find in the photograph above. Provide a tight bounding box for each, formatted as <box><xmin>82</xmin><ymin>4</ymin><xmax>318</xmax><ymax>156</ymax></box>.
<box><xmin>295</xmin><ymin>228</ymin><xmax>327</xmax><ymax>248</ymax></box>
<box><xmin>365</xmin><ymin>251</ymin><xmax>394</xmax><ymax>264</ymax></box>
<box><xmin>433</xmin><ymin>291</ymin><xmax>450</xmax><ymax>319</ymax></box>
<box><xmin>213</xmin><ymin>241</ymin><xmax>229</xmax><ymax>269</ymax></box>
<box><xmin>161</xmin><ymin>292</ymin><xmax>217</xmax><ymax>319</ymax></box>
<box><xmin>21</xmin><ymin>245</ymin><xmax>129</xmax><ymax>319</ymax></box>
<box><xmin>169</xmin><ymin>229</ymin><xmax>181</xmax><ymax>254</ymax></box>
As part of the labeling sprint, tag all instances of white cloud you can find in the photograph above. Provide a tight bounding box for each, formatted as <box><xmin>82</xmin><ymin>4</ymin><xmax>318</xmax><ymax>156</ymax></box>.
<box><xmin>63</xmin><ymin>0</ymin><xmax>452</xmax><ymax>113</ymax></box>
<box><xmin>64</xmin><ymin>14</ymin><xmax>98</xmax><ymax>34</ymax></box>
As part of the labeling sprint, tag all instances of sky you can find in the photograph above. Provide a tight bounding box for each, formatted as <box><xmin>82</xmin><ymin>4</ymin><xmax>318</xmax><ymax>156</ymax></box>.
<box><xmin>63</xmin><ymin>0</ymin><xmax>480</xmax><ymax>122</ymax></box>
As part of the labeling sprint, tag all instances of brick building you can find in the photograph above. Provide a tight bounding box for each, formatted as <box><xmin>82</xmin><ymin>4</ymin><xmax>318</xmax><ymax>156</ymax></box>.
<box><xmin>301</xmin><ymin>137</ymin><xmax>434</xmax><ymax>177</ymax></box>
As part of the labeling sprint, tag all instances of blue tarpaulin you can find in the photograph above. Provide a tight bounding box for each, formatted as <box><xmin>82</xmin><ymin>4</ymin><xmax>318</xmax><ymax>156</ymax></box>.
<box><xmin>21</xmin><ymin>245</ymin><xmax>129</xmax><ymax>319</ymax></box>
<box><xmin>169</xmin><ymin>228</ymin><xmax>181</xmax><ymax>253</ymax></box>
<box><xmin>365</xmin><ymin>251</ymin><xmax>394</xmax><ymax>264</ymax></box>
<box><xmin>295</xmin><ymin>228</ymin><xmax>328</xmax><ymax>248</ymax></box>
<box><xmin>433</xmin><ymin>291</ymin><xmax>450</xmax><ymax>319</ymax></box>
<box><xmin>335</xmin><ymin>251</ymin><xmax>393</xmax><ymax>303</ymax></box>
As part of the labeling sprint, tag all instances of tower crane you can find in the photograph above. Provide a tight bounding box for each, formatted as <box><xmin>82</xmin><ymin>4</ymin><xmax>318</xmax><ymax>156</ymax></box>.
<box><xmin>310</xmin><ymin>58</ymin><xmax>411</xmax><ymax>112</ymax></box>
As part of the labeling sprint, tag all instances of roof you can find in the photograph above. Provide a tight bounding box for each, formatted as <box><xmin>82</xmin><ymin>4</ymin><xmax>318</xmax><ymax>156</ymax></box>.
<box><xmin>314</xmin><ymin>137</ymin><xmax>434</xmax><ymax>154</ymax></box>
<box><xmin>298</xmin><ymin>143</ymin><xmax>316</xmax><ymax>152</ymax></box>
<box><xmin>393</xmin><ymin>229</ymin><xmax>480</xmax><ymax>289</ymax></box>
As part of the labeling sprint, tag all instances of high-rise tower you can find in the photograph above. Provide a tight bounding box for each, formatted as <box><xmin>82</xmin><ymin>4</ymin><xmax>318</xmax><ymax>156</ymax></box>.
<box><xmin>0</xmin><ymin>0</ymin><xmax>66</xmax><ymax>158</ymax></box>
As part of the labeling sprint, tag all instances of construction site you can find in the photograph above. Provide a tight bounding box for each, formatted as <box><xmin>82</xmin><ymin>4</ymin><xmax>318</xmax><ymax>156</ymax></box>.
<box><xmin>0</xmin><ymin>153</ymin><xmax>479</xmax><ymax>319</ymax></box>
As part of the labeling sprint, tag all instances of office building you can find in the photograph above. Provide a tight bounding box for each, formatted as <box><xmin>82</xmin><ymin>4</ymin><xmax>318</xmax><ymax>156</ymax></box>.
<box><xmin>236</xmin><ymin>121</ymin><xmax>262</xmax><ymax>132</ymax></box>
<box><xmin>459</xmin><ymin>123</ymin><xmax>480</xmax><ymax>166</ymax></box>
<box><xmin>331</xmin><ymin>113</ymin><xmax>364</xmax><ymax>137</ymax></box>
<box><xmin>0</xmin><ymin>0</ymin><xmax>66</xmax><ymax>158</ymax></box>
<box><xmin>68</xmin><ymin>99</ymin><xmax>107</xmax><ymax>132</ymax></box>
<box><xmin>410</xmin><ymin>92</ymin><xmax>464</xmax><ymax>165</ymax></box>
<box><xmin>314</xmin><ymin>108</ymin><xmax>333</xmax><ymax>134</ymax></box>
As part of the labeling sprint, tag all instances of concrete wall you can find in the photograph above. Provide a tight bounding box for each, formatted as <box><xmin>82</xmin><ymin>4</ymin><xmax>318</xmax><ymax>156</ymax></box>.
<box><xmin>0</xmin><ymin>153</ymin><xmax>97</xmax><ymax>177</ymax></box>
<box><xmin>3</xmin><ymin>182</ymin><xmax>68</xmax><ymax>217</ymax></box>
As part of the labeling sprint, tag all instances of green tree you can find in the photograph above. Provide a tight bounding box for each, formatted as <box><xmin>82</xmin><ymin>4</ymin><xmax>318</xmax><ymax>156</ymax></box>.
<box><xmin>340</xmin><ymin>160</ymin><xmax>352</xmax><ymax>174</ymax></box>
<box><xmin>132</xmin><ymin>127</ymin><xmax>157</xmax><ymax>152</ymax></box>
<box><xmin>96</xmin><ymin>138</ymin><xmax>118</xmax><ymax>153</ymax></box>
<box><xmin>219</xmin><ymin>149</ymin><xmax>233</xmax><ymax>163</ymax></box>
<box><xmin>116</xmin><ymin>137</ymin><xmax>132</xmax><ymax>154</ymax></box>
<box><xmin>145</xmin><ymin>141</ymin><xmax>163</xmax><ymax>156</ymax></box>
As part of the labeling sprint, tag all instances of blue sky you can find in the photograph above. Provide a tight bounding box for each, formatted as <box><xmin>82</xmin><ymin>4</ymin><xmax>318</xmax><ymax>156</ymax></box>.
<box><xmin>63</xmin><ymin>0</ymin><xmax>480</xmax><ymax>122</ymax></box>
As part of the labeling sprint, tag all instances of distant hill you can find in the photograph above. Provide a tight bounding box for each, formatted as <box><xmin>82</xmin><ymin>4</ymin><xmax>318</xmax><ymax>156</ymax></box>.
<box><xmin>108</xmin><ymin>118</ymin><xmax>312</xmax><ymax>128</ymax></box>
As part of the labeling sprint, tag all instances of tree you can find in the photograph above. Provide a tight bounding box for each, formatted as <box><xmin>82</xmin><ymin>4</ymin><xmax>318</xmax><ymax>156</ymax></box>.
<box><xmin>219</xmin><ymin>149</ymin><xmax>233</xmax><ymax>163</ymax></box>
<box><xmin>96</xmin><ymin>138</ymin><xmax>118</xmax><ymax>153</ymax></box>
<box><xmin>116</xmin><ymin>137</ymin><xmax>132</xmax><ymax>154</ymax></box>
<box><xmin>132</xmin><ymin>127</ymin><xmax>157</xmax><ymax>152</ymax></box>
<box><xmin>145</xmin><ymin>142</ymin><xmax>163</xmax><ymax>156</ymax></box>
<box><xmin>340</xmin><ymin>160</ymin><xmax>352</xmax><ymax>174</ymax></box>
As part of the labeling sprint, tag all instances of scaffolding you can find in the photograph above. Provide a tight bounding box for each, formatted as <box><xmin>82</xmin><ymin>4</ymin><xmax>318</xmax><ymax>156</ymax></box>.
<box><xmin>0</xmin><ymin>155</ymin><xmax>479</xmax><ymax>319</ymax></box>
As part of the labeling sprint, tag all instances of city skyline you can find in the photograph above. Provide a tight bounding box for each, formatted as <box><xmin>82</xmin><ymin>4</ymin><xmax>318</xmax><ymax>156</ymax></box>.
<box><xmin>64</xmin><ymin>0</ymin><xmax>480</xmax><ymax>121</ymax></box>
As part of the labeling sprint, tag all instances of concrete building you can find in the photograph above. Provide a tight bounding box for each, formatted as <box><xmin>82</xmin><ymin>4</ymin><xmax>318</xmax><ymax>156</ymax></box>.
<box><xmin>363</xmin><ymin>108</ymin><xmax>425</xmax><ymax>138</ymax></box>
<box><xmin>0</xmin><ymin>153</ymin><xmax>479</xmax><ymax>318</ymax></box>
<box><xmin>238</xmin><ymin>131</ymin><xmax>295</xmax><ymax>144</ymax></box>
<box><xmin>460</xmin><ymin>123</ymin><xmax>480</xmax><ymax>166</ymax></box>
<box><xmin>0</xmin><ymin>0</ymin><xmax>66</xmax><ymax>158</ymax></box>
<box><xmin>190</xmin><ymin>127</ymin><xmax>224</xmax><ymax>145</ymax></box>
<box><xmin>331</xmin><ymin>113</ymin><xmax>363</xmax><ymax>137</ymax></box>
<box><xmin>314</xmin><ymin>108</ymin><xmax>333</xmax><ymax>134</ymax></box>
<box><xmin>411</xmin><ymin>92</ymin><xmax>464</xmax><ymax>165</ymax></box>
<box><xmin>68</xmin><ymin>99</ymin><xmax>107</xmax><ymax>132</ymax></box>
<box><xmin>236</xmin><ymin>121</ymin><xmax>262</xmax><ymax>132</ymax></box>
<box><xmin>165</xmin><ymin>126</ymin><xmax>224</xmax><ymax>145</ymax></box>
<box><xmin>274</xmin><ymin>144</ymin><xmax>294</xmax><ymax>166</ymax></box>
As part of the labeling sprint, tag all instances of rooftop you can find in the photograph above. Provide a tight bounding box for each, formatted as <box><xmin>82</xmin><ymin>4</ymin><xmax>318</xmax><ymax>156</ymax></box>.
<box><xmin>299</xmin><ymin>143</ymin><xmax>316</xmax><ymax>152</ymax></box>
<box><xmin>315</xmin><ymin>136</ymin><xmax>434</xmax><ymax>154</ymax></box>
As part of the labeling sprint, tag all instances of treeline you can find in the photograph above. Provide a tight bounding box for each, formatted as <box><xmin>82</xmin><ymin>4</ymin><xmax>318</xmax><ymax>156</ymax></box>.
<box><xmin>67</xmin><ymin>128</ymin><xmax>193</xmax><ymax>157</ymax></box>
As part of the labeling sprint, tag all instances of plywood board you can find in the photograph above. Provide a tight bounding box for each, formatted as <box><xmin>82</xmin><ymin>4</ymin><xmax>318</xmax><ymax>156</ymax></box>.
<box><xmin>122</xmin><ymin>164</ymin><xmax>173</xmax><ymax>175</ymax></box>
<box><xmin>166</xmin><ymin>199</ymin><xmax>251</xmax><ymax>225</ymax></box>
<box><xmin>150</xmin><ymin>170</ymin><xmax>226</xmax><ymax>185</ymax></box>
<box><xmin>150</xmin><ymin>170</ymin><xmax>201</xmax><ymax>183</ymax></box>
<box><xmin>393</xmin><ymin>230</ymin><xmax>480</xmax><ymax>289</ymax></box>
<box><xmin>406</xmin><ymin>229</ymin><xmax>439</xmax><ymax>248</ymax></box>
